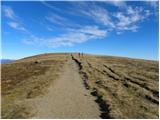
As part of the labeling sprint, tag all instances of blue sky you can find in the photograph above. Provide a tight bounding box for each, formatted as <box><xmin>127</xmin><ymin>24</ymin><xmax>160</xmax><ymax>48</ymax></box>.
<box><xmin>1</xmin><ymin>1</ymin><xmax>159</xmax><ymax>60</ymax></box>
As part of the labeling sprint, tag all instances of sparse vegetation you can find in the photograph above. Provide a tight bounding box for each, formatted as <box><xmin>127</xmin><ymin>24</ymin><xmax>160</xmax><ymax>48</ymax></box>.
<box><xmin>75</xmin><ymin>54</ymin><xmax>159</xmax><ymax>119</ymax></box>
<box><xmin>1</xmin><ymin>53</ymin><xmax>159</xmax><ymax>119</ymax></box>
<box><xmin>1</xmin><ymin>53</ymin><xmax>67</xmax><ymax>118</ymax></box>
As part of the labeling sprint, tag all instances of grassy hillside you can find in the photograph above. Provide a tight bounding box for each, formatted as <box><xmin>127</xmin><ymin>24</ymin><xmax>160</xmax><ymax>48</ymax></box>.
<box><xmin>1</xmin><ymin>53</ymin><xmax>159</xmax><ymax>118</ymax></box>
<box><xmin>1</xmin><ymin>53</ymin><xmax>67</xmax><ymax>118</ymax></box>
<box><xmin>75</xmin><ymin>54</ymin><xmax>159</xmax><ymax>118</ymax></box>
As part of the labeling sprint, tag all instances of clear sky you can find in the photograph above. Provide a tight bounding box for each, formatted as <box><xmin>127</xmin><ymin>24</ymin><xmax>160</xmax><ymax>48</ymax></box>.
<box><xmin>1</xmin><ymin>1</ymin><xmax>159</xmax><ymax>60</ymax></box>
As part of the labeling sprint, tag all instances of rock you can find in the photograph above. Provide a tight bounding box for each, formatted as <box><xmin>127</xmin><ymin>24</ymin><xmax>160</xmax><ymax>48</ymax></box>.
<box><xmin>95</xmin><ymin>80</ymin><xmax>101</xmax><ymax>84</ymax></box>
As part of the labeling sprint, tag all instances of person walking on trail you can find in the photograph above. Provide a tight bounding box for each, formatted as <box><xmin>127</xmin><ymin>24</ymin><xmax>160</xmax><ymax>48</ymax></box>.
<box><xmin>78</xmin><ymin>53</ymin><xmax>80</xmax><ymax>58</ymax></box>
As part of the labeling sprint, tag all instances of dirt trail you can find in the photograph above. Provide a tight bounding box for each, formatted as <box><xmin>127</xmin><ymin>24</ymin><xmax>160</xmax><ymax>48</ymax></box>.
<box><xmin>31</xmin><ymin>55</ymin><xmax>100</xmax><ymax>118</ymax></box>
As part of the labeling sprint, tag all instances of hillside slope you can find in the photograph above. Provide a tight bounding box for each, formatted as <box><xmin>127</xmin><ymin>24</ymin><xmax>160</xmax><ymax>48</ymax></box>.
<box><xmin>1</xmin><ymin>53</ymin><xmax>159</xmax><ymax>118</ymax></box>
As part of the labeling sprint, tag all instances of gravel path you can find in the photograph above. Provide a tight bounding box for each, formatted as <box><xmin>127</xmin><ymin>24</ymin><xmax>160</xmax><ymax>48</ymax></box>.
<box><xmin>32</xmin><ymin>56</ymin><xmax>100</xmax><ymax>118</ymax></box>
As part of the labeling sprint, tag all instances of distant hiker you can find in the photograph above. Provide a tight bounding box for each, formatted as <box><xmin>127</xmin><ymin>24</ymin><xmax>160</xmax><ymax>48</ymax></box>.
<box><xmin>78</xmin><ymin>53</ymin><xmax>80</xmax><ymax>58</ymax></box>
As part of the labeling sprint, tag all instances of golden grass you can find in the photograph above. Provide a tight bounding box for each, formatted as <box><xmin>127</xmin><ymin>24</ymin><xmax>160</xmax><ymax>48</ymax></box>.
<box><xmin>78</xmin><ymin>54</ymin><xmax>159</xmax><ymax>118</ymax></box>
<box><xmin>1</xmin><ymin>54</ymin><xmax>67</xmax><ymax>118</ymax></box>
<box><xmin>1</xmin><ymin>53</ymin><xmax>158</xmax><ymax>118</ymax></box>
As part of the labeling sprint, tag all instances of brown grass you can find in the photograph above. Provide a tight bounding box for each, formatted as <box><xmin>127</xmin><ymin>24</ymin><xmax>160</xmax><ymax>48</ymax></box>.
<box><xmin>1</xmin><ymin>53</ymin><xmax>67</xmax><ymax>118</ymax></box>
<box><xmin>77</xmin><ymin>54</ymin><xmax>159</xmax><ymax>119</ymax></box>
<box><xmin>1</xmin><ymin>53</ymin><xmax>158</xmax><ymax>119</ymax></box>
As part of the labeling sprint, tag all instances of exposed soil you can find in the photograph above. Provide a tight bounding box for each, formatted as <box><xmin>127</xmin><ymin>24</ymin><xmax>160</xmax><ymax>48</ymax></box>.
<box><xmin>1</xmin><ymin>53</ymin><xmax>159</xmax><ymax>119</ymax></box>
<box><xmin>31</xmin><ymin>55</ymin><xmax>100</xmax><ymax>118</ymax></box>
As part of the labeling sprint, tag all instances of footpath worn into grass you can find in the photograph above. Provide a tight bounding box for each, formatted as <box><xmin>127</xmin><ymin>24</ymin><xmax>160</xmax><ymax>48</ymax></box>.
<box><xmin>1</xmin><ymin>53</ymin><xmax>159</xmax><ymax>119</ymax></box>
<box><xmin>31</xmin><ymin>56</ymin><xmax>100</xmax><ymax>118</ymax></box>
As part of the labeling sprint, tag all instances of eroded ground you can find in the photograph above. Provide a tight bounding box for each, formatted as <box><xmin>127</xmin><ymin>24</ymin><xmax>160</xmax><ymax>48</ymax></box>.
<box><xmin>73</xmin><ymin>54</ymin><xmax>159</xmax><ymax>119</ymax></box>
<box><xmin>1</xmin><ymin>53</ymin><xmax>159</xmax><ymax>118</ymax></box>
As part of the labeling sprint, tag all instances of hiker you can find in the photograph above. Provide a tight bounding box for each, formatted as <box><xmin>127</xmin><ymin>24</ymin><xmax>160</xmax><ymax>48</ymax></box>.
<box><xmin>78</xmin><ymin>53</ymin><xmax>80</xmax><ymax>58</ymax></box>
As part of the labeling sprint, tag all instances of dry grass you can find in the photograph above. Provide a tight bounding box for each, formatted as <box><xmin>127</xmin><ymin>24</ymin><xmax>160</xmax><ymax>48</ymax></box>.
<box><xmin>1</xmin><ymin>53</ymin><xmax>67</xmax><ymax>118</ymax></box>
<box><xmin>78</xmin><ymin>54</ymin><xmax>159</xmax><ymax>119</ymax></box>
<box><xmin>1</xmin><ymin>53</ymin><xmax>159</xmax><ymax>119</ymax></box>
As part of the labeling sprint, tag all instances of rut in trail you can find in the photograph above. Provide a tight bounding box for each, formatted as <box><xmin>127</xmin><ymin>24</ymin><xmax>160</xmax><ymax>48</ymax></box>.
<box><xmin>31</xmin><ymin>55</ymin><xmax>100</xmax><ymax>119</ymax></box>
